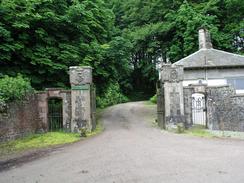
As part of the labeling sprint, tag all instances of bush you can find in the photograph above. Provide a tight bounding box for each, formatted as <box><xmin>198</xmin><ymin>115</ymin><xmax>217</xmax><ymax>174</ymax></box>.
<box><xmin>0</xmin><ymin>75</ymin><xmax>33</xmax><ymax>104</ymax></box>
<box><xmin>176</xmin><ymin>123</ymin><xmax>185</xmax><ymax>133</ymax></box>
<box><xmin>96</xmin><ymin>82</ymin><xmax>129</xmax><ymax>108</ymax></box>
<box><xmin>150</xmin><ymin>94</ymin><xmax>157</xmax><ymax>104</ymax></box>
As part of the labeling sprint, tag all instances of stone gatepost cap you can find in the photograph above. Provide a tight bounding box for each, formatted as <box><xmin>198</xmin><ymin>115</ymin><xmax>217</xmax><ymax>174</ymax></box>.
<box><xmin>160</xmin><ymin>64</ymin><xmax>184</xmax><ymax>82</ymax></box>
<box><xmin>69</xmin><ymin>66</ymin><xmax>92</xmax><ymax>70</ymax></box>
<box><xmin>69</xmin><ymin>66</ymin><xmax>92</xmax><ymax>85</ymax></box>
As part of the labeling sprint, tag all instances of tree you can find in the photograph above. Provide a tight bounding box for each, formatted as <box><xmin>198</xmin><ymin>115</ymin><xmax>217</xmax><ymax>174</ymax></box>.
<box><xmin>0</xmin><ymin>0</ymin><xmax>115</xmax><ymax>90</ymax></box>
<box><xmin>108</xmin><ymin>0</ymin><xmax>243</xmax><ymax>98</ymax></box>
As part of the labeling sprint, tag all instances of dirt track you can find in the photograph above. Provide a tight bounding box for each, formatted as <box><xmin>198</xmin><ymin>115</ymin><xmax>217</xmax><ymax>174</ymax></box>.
<box><xmin>1</xmin><ymin>102</ymin><xmax>244</xmax><ymax>183</ymax></box>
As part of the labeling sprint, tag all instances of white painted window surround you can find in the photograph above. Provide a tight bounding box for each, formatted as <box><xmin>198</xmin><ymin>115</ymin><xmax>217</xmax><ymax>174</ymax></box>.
<box><xmin>183</xmin><ymin>79</ymin><xmax>227</xmax><ymax>87</ymax></box>
<box><xmin>236</xmin><ymin>90</ymin><xmax>244</xmax><ymax>94</ymax></box>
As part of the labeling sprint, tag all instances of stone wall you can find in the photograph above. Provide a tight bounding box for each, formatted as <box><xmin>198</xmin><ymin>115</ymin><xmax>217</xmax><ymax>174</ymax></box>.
<box><xmin>183</xmin><ymin>87</ymin><xmax>194</xmax><ymax>127</ymax></box>
<box><xmin>0</xmin><ymin>95</ymin><xmax>43</xmax><ymax>142</ymax></box>
<box><xmin>157</xmin><ymin>82</ymin><xmax>165</xmax><ymax>128</ymax></box>
<box><xmin>158</xmin><ymin>64</ymin><xmax>244</xmax><ymax>132</ymax></box>
<box><xmin>207</xmin><ymin>86</ymin><xmax>244</xmax><ymax>132</ymax></box>
<box><xmin>90</xmin><ymin>84</ymin><xmax>96</xmax><ymax>131</ymax></box>
<box><xmin>37</xmin><ymin>89</ymin><xmax>71</xmax><ymax>132</ymax></box>
<box><xmin>0</xmin><ymin>66</ymin><xmax>96</xmax><ymax>142</ymax></box>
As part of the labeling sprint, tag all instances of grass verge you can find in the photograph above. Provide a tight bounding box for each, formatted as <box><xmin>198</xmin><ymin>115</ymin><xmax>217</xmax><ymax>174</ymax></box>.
<box><xmin>0</xmin><ymin>110</ymin><xmax>105</xmax><ymax>158</ymax></box>
<box><xmin>144</xmin><ymin>101</ymin><xmax>156</xmax><ymax>106</ymax></box>
<box><xmin>183</xmin><ymin>125</ymin><xmax>216</xmax><ymax>138</ymax></box>
<box><xmin>0</xmin><ymin>132</ymin><xmax>80</xmax><ymax>157</ymax></box>
<box><xmin>86</xmin><ymin>122</ymin><xmax>104</xmax><ymax>137</ymax></box>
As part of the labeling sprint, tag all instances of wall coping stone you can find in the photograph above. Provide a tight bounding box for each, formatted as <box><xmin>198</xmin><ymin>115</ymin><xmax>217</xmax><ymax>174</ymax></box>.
<box><xmin>206</xmin><ymin>85</ymin><xmax>230</xmax><ymax>88</ymax></box>
<box><xmin>69</xmin><ymin>66</ymin><xmax>92</xmax><ymax>69</ymax></box>
<box><xmin>188</xmin><ymin>83</ymin><xmax>207</xmax><ymax>87</ymax></box>
<box><xmin>231</xmin><ymin>94</ymin><xmax>244</xmax><ymax>98</ymax></box>
<box><xmin>45</xmin><ymin>88</ymin><xmax>70</xmax><ymax>92</ymax></box>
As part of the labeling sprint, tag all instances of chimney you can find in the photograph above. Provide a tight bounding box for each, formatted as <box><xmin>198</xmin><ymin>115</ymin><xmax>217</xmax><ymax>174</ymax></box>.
<box><xmin>198</xmin><ymin>28</ymin><xmax>212</xmax><ymax>49</ymax></box>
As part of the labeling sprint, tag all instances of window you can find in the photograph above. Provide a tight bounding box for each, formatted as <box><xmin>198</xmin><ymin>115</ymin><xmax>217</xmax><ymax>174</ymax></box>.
<box><xmin>227</xmin><ymin>78</ymin><xmax>244</xmax><ymax>90</ymax></box>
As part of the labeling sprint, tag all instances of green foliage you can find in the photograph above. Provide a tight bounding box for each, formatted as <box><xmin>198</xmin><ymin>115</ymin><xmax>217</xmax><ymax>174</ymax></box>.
<box><xmin>150</xmin><ymin>94</ymin><xmax>157</xmax><ymax>104</ymax></box>
<box><xmin>0</xmin><ymin>0</ymin><xmax>115</xmax><ymax>90</ymax></box>
<box><xmin>79</xmin><ymin>127</ymin><xmax>87</xmax><ymax>137</ymax></box>
<box><xmin>0</xmin><ymin>0</ymin><xmax>243</xmax><ymax>99</ymax></box>
<box><xmin>176</xmin><ymin>123</ymin><xmax>185</xmax><ymax>134</ymax></box>
<box><xmin>83</xmin><ymin>36</ymin><xmax>133</xmax><ymax>94</ymax></box>
<box><xmin>108</xmin><ymin>0</ymin><xmax>243</xmax><ymax>96</ymax></box>
<box><xmin>96</xmin><ymin>82</ymin><xmax>129</xmax><ymax>108</ymax></box>
<box><xmin>86</xmin><ymin>122</ymin><xmax>104</xmax><ymax>137</ymax></box>
<box><xmin>166</xmin><ymin>1</ymin><xmax>218</xmax><ymax>61</ymax></box>
<box><xmin>185</xmin><ymin>125</ymin><xmax>214</xmax><ymax>138</ymax></box>
<box><xmin>0</xmin><ymin>132</ymin><xmax>80</xmax><ymax>157</ymax></box>
<box><xmin>0</xmin><ymin>75</ymin><xmax>33</xmax><ymax>104</ymax></box>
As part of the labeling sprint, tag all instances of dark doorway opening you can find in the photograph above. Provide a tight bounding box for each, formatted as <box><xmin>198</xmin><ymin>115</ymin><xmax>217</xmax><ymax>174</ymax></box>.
<box><xmin>48</xmin><ymin>98</ymin><xmax>63</xmax><ymax>131</ymax></box>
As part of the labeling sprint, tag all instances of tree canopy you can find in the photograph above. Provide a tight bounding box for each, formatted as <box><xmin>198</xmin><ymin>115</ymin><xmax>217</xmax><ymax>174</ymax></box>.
<box><xmin>0</xmin><ymin>0</ymin><xmax>243</xmax><ymax>100</ymax></box>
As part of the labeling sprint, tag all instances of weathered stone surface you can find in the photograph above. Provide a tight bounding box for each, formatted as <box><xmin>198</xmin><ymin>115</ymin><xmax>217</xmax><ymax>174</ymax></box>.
<box><xmin>198</xmin><ymin>28</ymin><xmax>212</xmax><ymax>49</ymax></box>
<box><xmin>0</xmin><ymin>94</ymin><xmax>43</xmax><ymax>142</ymax></box>
<box><xmin>158</xmin><ymin>64</ymin><xmax>185</xmax><ymax>130</ymax></box>
<box><xmin>157</xmin><ymin>84</ymin><xmax>165</xmax><ymax>128</ymax></box>
<box><xmin>70</xmin><ymin>66</ymin><xmax>93</xmax><ymax>132</ymax></box>
<box><xmin>36</xmin><ymin>89</ymin><xmax>72</xmax><ymax>132</ymax></box>
<box><xmin>90</xmin><ymin>85</ymin><xmax>96</xmax><ymax>131</ymax></box>
<box><xmin>183</xmin><ymin>87</ymin><xmax>194</xmax><ymax>128</ymax></box>
<box><xmin>160</xmin><ymin>64</ymin><xmax>184</xmax><ymax>83</ymax></box>
<box><xmin>206</xmin><ymin>86</ymin><xmax>244</xmax><ymax>132</ymax></box>
<box><xmin>69</xmin><ymin>66</ymin><xmax>92</xmax><ymax>85</ymax></box>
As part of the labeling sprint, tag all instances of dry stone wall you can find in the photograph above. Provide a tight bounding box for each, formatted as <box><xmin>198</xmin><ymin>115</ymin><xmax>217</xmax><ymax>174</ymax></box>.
<box><xmin>207</xmin><ymin>86</ymin><xmax>244</xmax><ymax>132</ymax></box>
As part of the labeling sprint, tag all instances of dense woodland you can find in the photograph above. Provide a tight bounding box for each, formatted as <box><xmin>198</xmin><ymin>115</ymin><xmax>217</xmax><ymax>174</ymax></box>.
<box><xmin>0</xmin><ymin>0</ymin><xmax>243</xmax><ymax>106</ymax></box>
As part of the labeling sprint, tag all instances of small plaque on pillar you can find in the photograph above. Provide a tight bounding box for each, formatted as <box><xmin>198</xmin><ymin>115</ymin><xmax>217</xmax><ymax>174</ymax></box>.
<box><xmin>69</xmin><ymin>66</ymin><xmax>92</xmax><ymax>86</ymax></box>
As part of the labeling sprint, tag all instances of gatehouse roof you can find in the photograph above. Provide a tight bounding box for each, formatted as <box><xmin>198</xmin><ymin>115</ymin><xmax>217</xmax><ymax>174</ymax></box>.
<box><xmin>173</xmin><ymin>28</ymin><xmax>244</xmax><ymax>69</ymax></box>
<box><xmin>174</xmin><ymin>48</ymin><xmax>244</xmax><ymax>69</ymax></box>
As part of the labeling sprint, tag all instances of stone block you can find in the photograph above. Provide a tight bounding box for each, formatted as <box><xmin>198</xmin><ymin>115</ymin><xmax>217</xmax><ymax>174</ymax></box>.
<box><xmin>160</xmin><ymin>64</ymin><xmax>184</xmax><ymax>82</ymax></box>
<box><xmin>69</xmin><ymin>66</ymin><xmax>92</xmax><ymax>86</ymax></box>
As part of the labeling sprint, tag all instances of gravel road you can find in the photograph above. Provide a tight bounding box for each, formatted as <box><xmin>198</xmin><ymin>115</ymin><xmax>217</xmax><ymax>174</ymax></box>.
<box><xmin>1</xmin><ymin>102</ymin><xmax>244</xmax><ymax>183</ymax></box>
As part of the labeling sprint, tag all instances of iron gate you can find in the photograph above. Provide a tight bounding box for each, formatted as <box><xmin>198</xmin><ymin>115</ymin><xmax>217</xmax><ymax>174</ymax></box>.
<box><xmin>192</xmin><ymin>93</ymin><xmax>206</xmax><ymax>126</ymax></box>
<box><xmin>48</xmin><ymin>98</ymin><xmax>63</xmax><ymax>131</ymax></box>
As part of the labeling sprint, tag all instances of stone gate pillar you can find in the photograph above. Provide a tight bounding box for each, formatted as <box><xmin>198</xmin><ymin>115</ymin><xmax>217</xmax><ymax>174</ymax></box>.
<box><xmin>69</xmin><ymin>66</ymin><xmax>92</xmax><ymax>132</ymax></box>
<box><xmin>160</xmin><ymin>64</ymin><xmax>185</xmax><ymax>130</ymax></box>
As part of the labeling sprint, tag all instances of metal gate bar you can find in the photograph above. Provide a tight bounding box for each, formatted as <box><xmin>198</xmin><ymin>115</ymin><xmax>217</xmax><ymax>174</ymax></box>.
<box><xmin>192</xmin><ymin>94</ymin><xmax>206</xmax><ymax>126</ymax></box>
<box><xmin>48</xmin><ymin>98</ymin><xmax>63</xmax><ymax>131</ymax></box>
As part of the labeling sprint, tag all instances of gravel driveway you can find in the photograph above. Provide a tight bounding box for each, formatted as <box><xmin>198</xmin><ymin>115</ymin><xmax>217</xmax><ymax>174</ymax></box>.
<box><xmin>1</xmin><ymin>102</ymin><xmax>244</xmax><ymax>183</ymax></box>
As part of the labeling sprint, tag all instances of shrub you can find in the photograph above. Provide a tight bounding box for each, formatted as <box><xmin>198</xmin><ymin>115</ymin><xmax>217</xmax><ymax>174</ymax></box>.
<box><xmin>0</xmin><ymin>75</ymin><xmax>33</xmax><ymax>105</ymax></box>
<box><xmin>150</xmin><ymin>94</ymin><xmax>157</xmax><ymax>104</ymax></box>
<box><xmin>176</xmin><ymin>123</ymin><xmax>185</xmax><ymax>133</ymax></box>
<box><xmin>79</xmin><ymin>127</ymin><xmax>87</xmax><ymax>137</ymax></box>
<box><xmin>96</xmin><ymin>82</ymin><xmax>129</xmax><ymax>108</ymax></box>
